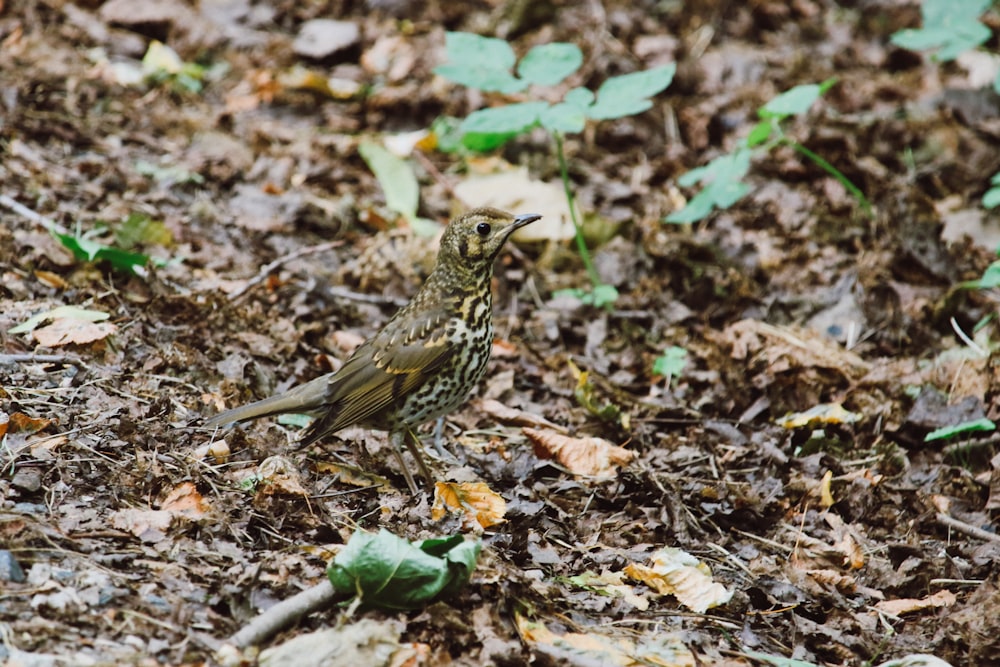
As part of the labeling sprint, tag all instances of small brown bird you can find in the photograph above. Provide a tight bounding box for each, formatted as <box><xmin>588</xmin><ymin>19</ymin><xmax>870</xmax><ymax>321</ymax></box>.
<box><xmin>205</xmin><ymin>208</ymin><xmax>541</xmax><ymax>493</ymax></box>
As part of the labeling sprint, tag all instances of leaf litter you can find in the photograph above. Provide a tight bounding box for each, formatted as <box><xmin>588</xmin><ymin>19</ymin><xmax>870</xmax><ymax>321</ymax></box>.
<box><xmin>2</xmin><ymin>1</ymin><xmax>1000</xmax><ymax>665</ymax></box>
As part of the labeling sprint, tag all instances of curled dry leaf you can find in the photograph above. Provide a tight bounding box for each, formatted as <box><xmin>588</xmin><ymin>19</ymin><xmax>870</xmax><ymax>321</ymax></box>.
<box><xmin>523</xmin><ymin>427</ymin><xmax>633</xmax><ymax>478</ymax></box>
<box><xmin>874</xmin><ymin>590</ymin><xmax>957</xmax><ymax>617</ymax></box>
<box><xmin>624</xmin><ymin>548</ymin><xmax>734</xmax><ymax>614</ymax></box>
<box><xmin>432</xmin><ymin>482</ymin><xmax>507</xmax><ymax>530</ymax></box>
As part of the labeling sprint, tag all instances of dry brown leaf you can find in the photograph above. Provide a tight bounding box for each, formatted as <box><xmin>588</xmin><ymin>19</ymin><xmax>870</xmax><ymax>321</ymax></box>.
<box><xmin>5</xmin><ymin>411</ymin><xmax>52</xmax><ymax>436</ymax></box>
<box><xmin>514</xmin><ymin>612</ymin><xmax>695</xmax><ymax>667</ymax></box>
<box><xmin>33</xmin><ymin>317</ymin><xmax>116</xmax><ymax>347</ymax></box>
<box><xmin>624</xmin><ymin>548</ymin><xmax>734</xmax><ymax>614</ymax></box>
<box><xmin>315</xmin><ymin>460</ymin><xmax>391</xmax><ymax>490</ymax></box>
<box><xmin>524</xmin><ymin>427</ymin><xmax>633</xmax><ymax>478</ymax></box>
<box><xmin>160</xmin><ymin>482</ymin><xmax>209</xmax><ymax>519</ymax></box>
<box><xmin>254</xmin><ymin>456</ymin><xmax>309</xmax><ymax>497</ymax></box>
<box><xmin>874</xmin><ymin>590</ymin><xmax>957</xmax><ymax>617</ymax></box>
<box><xmin>432</xmin><ymin>482</ymin><xmax>507</xmax><ymax>530</ymax></box>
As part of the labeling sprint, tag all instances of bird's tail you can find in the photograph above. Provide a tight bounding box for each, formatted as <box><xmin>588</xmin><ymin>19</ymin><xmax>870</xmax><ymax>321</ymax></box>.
<box><xmin>203</xmin><ymin>375</ymin><xmax>328</xmax><ymax>427</ymax></box>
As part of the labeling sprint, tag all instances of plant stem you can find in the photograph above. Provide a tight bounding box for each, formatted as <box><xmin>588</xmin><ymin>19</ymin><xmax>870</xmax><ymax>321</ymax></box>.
<box><xmin>788</xmin><ymin>141</ymin><xmax>872</xmax><ymax>216</ymax></box>
<box><xmin>553</xmin><ymin>132</ymin><xmax>601</xmax><ymax>287</ymax></box>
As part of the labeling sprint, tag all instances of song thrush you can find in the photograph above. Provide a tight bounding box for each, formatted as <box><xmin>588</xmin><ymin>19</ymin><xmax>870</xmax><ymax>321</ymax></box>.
<box><xmin>205</xmin><ymin>208</ymin><xmax>541</xmax><ymax>493</ymax></box>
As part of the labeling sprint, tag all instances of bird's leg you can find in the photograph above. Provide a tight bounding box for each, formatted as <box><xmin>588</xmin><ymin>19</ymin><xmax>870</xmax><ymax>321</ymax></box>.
<box><xmin>429</xmin><ymin>416</ymin><xmax>453</xmax><ymax>460</ymax></box>
<box><xmin>402</xmin><ymin>425</ymin><xmax>435</xmax><ymax>488</ymax></box>
<box><xmin>389</xmin><ymin>429</ymin><xmax>419</xmax><ymax>495</ymax></box>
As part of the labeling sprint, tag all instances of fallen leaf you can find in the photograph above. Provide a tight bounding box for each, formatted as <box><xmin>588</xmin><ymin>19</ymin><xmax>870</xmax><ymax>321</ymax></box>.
<box><xmin>315</xmin><ymin>460</ymin><xmax>391</xmax><ymax>490</ymax></box>
<box><xmin>874</xmin><ymin>590</ymin><xmax>957</xmax><ymax>617</ymax></box>
<box><xmin>160</xmin><ymin>481</ymin><xmax>209</xmax><ymax>519</ymax></box>
<box><xmin>431</xmin><ymin>482</ymin><xmax>507</xmax><ymax>530</ymax></box>
<box><xmin>524</xmin><ymin>427</ymin><xmax>633</xmax><ymax>478</ymax></box>
<box><xmin>33</xmin><ymin>318</ymin><xmax>117</xmax><ymax>347</ymax></box>
<box><xmin>624</xmin><ymin>548</ymin><xmax>734</xmax><ymax>613</ymax></box>
<box><xmin>568</xmin><ymin>570</ymin><xmax>650</xmax><ymax>611</ymax></box>
<box><xmin>254</xmin><ymin>456</ymin><xmax>310</xmax><ymax>497</ymax></box>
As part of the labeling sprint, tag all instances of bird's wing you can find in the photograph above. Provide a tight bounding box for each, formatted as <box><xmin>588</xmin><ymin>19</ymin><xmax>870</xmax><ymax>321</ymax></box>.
<box><xmin>300</xmin><ymin>304</ymin><xmax>456</xmax><ymax>444</ymax></box>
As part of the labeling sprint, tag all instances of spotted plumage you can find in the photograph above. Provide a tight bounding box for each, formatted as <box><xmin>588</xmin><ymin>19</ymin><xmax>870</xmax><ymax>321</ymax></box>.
<box><xmin>205</xmin><ymin>208</ymin><xmax>541</xmax><ymax>493</ymax></box>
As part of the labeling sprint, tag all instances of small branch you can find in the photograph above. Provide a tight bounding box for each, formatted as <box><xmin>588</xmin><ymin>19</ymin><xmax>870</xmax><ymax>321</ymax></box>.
<box><xmin>935</xmin><ymin>512</ymin><xmax>1000</xmax><ymax>544</ymax></box>
<box><xmin>0</xmin><ymin>354</ymin><xmax>84</xmax><ymax>366</ymax></box>
<box><xmin>229</xmin><ymin>240</ymin><xmax>345</xmax><ymax>301</ymax></box>
<box><xmin>0</xmin><ymin>193</ymin><xmax>71</xmax><ymax>235</ymax></box>
<box><xmin>325</xmin><ymin>285</ymin><xmax>408</xmax><ymax>308</ymax></box>
<box><xmin>228</xmin><ymin>579</ymin><xmax>340</xmax><ymax>648</ymax></box>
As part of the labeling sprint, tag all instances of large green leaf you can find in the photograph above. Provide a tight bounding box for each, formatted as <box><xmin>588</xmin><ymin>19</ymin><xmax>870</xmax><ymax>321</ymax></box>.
<box><xmin>433</xmin><ymin>32</ymin><xmax>526</xmax><ymax>93</ymax></box>
<box><xmin>327</xmin><ymin>529</ymin><xmax>481</xmax><ymax>610</ymax></box>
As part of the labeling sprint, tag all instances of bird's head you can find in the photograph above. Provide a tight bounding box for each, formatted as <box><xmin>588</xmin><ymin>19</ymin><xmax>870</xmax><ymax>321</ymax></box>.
<box><xmin>438</xmin><ymin>207</ymin><xmax>541</xmax><ymax>270</ymax></box>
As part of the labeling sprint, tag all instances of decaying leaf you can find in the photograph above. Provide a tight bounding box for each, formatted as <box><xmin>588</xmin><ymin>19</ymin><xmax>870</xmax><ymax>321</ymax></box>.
<box><xmin>568</xmin><ymin>570</ymin><xmax>650</xmax><ymax>611</ymax></box>
<box><xmin>780</xmin><ymin>402</ymin><xmax>862</xmax><ymax>428</ymax></box>
<box><xmin>111</xmin><ymin>482</ymin><xmax>210</xmax><ymax>542</ymax></box>
<box><xmin>315</xmin><ymin>460</ymin><xmax>392</xmax><ymax>490</ymax></box>
<box><xmin>431</xmin><ymin>481</ymin><xmax>507</xmax><ymax>530</ymax></box>
<box><xmin>524</xmin><ymin>427</ymin><xmax>633</xmax><ymax>478</ymax></box>
<box><xmin>874</xmin><ymin>590</ymin><xmax>957</xmax><ymax>617</ymax></box>
<box><xmin>624</xmin><ymin>548</ymin><xmax>734</xmax><ymax>613</ymax></box>
<box><xmin>515</xmin><ymin>612</ymin><xmax>695</xmax><ymax>666</ymax></box>
<box><xmin>252</xmin><ymin>456</ymin><xmax>310</xmax><ymax>497</ymax></box>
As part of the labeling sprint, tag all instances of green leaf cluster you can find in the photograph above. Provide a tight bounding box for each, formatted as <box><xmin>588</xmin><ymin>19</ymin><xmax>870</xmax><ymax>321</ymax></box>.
<box><xmin>652</xmin><ymin>345</ymin><xmax>688</xmax><ymax>385</ymax></box>
<box><xmin>434</xmin><ymin>32</ymin><xmax>675</xmax><ymax>150</ymax></box>
<box><xmin>327</xmin><ymin>529</ymin><xmax>481</xmax><ymax>611</ymax></box>
<box><xmin>55</xmin><ymin>213</ymin><xmax>175</xmax><ymax>276</ymax></box>
<box><xmin>667</xmin><ymin>78</ymin><xmax>869</xmax><ymax>223</ymax></box>
<box><xmin>890</xmin><ymin>0</ymin><xmax>993</xmax><ymax>63</ymax></box>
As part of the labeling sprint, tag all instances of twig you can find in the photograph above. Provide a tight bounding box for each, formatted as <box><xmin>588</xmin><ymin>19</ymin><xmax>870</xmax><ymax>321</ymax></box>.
<box><xmin>0</xmin><ymin>353</ymin><xmax>84</xmax><ymax>366</ymax></box>
<box><xmin>935</xmin><ymin>512</ymin><xmax>1000</xmax><ymax>544</ymax></box>
<box><xmin>325</xmin><ymin>285</ymin><xmax>408</xmax><ymax>308</ymax></box>
<box><xmin>228</xmin><ymin>240</ymin><xmax>345</xmax><ymax>301</ymax></box>
<box><xmin>228</xmin><ymin>579</ymin><xmax>340</xmax><ymax>648</ymax></box>
<box><xmin>0</xmin><ymin>193</ymin><xmax>70</xmax><ymax>234</ymax></box>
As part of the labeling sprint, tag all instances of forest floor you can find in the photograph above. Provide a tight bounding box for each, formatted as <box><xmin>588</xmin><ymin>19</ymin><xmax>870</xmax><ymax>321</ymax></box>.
<box><xmin>2</xmin><ymin>1</ymin><xmax>1000</xmax><ymax>665</ymax></box>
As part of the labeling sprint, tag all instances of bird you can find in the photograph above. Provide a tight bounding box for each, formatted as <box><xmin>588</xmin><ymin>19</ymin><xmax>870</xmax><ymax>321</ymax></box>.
<box><xmin>205</xmin><ymin>207</ymin><xmax>542</xmax><ymax>493</ymax></box>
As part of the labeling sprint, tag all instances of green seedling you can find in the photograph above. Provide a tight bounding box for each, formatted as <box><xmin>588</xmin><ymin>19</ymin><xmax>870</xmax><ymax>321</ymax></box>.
<box><xmin>434</xmin><ymin>32</ymin><xmax>675</xmax><ymax>309</ymax></box>
<box><xmin>667</xmin><ymin>79</ymin><xmax>871</xmax><ymax>223</ymax></box>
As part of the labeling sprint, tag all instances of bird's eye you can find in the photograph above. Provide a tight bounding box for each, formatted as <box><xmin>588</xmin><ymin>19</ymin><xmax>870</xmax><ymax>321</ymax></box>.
<box><xmin>475</xmin><ymin>222</ymin><xmax>491</xmax><ymax>236</ymax></box>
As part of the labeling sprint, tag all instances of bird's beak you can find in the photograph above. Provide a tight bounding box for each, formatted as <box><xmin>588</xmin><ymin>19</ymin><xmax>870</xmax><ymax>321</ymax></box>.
<box><xmin>511</xmin><ymin>213</ymin><xmax>542</xmax><ymax>230</ymax></box>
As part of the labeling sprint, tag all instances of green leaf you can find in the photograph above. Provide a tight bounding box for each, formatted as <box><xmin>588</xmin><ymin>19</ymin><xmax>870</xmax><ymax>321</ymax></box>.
<box><xmin>746</xmin><ymin>120</ymin><xmax>774</xmax><ymax>147</ymax></box>
<box><xmin>55</xmin><ymin>231</ymin><xmax>151</xmax><ymax>275</ymax></box>
<box><xmin>586</xmin><ymin>64</ymin><xmax>676</xmax><ymax>120</ymax></box>
<box><xmin>960</xmin><ymin>260</ymin><xmax>1000</xmax><ymax>289</ymax></box>
<box><xmin>925</xmin><ymin>417</ymin><xmax>996</xmax><ymax>442</ymax></box>
<box><xmin>460</xmin><ymin>131</ymin><xmax>520</xmax><ymax>152</ymax></box>
<box><xmin>518</xmin><ymin>43</ymin><xmax>583</xmax><ymax>86</ymax></box>
<box><xmin>358</xmin><ymin>141</ymin><xmax>419</xmax><ymax>220</ymax></box>
<box><xmin>9</xmin><ymin>306</ymin><xmax>110</xmax><ymax>335</ymax></box>
<box><xmin>460</xmin><ymin>102</ymin><xmax>547</xmax><ymax>135</ymax></box>
<box><xmin>652</xmin><ymin>346</ymin><xmax>688</xmax><ymax>380</ymax></box>
<box><xmin>540</xmin><ymin>102</ymin><xmax>586</xmax><ymax>133</ymax></box>
<box><xmin>889</xmin><ymin>0</ymin><xmax>992</xmax><ymax>62</ymax></box>
<box><xmin>985</xmin><ymin>188</ymin><xmax>1000</xmax><ymax>210</ymax></box>
<box><xmin>564</xmin><ymin>87</ymin><xmax>595</xmax><ymax>108</ymax></box>
<box><xmin>553</xmin><ymin>284</ymin><xmax>619</xmax><ymax>309</ymax></box>
<box><xmin>327</xmin><ymin>529</ymin><xmax>481</xmax><ymax>611</ymax></box>
<box><xmin>759</xmin><ymin>82</ymin><xmax>828</xmax><ymax>119</ymax></box>
<box><xmin>666</xmin><ymin>149</ymin><xmax>753</xmax><ymax>223</ymax></box>
<box><xmin>116</xmin><ymin>213</ymin><xmax>173</xmax><ymax>250</ymax></box>
<box><xmin>434</xmin><ymin>32</ymin><xmax>525</xmax><ymax>93</ymax></box>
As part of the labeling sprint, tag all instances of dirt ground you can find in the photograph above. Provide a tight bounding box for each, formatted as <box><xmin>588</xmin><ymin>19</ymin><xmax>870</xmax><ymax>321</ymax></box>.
<box><xmin>3</xmin><ymin>0</ymin><xmax>1000</xmax><ymax>665</ymax></box>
